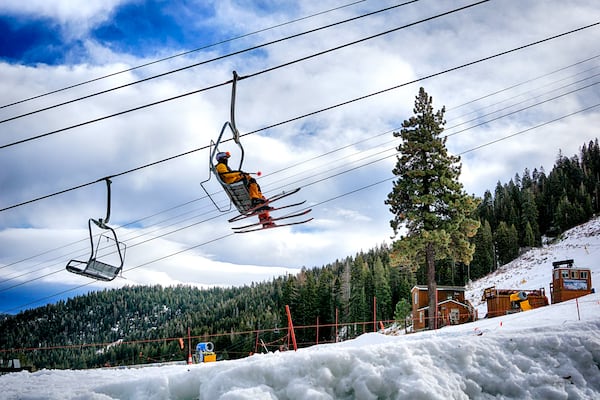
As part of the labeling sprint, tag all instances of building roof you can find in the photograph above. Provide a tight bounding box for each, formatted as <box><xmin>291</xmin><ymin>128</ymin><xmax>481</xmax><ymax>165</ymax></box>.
<box><xmin>417</xmin><ymin>298</ymin><xmax>472</xmax><ymax>312</ymax></box>
<box><xmin>412</xmin><ymin>285</ymin><xmax>466</xmax><ymax>292</ymax></box>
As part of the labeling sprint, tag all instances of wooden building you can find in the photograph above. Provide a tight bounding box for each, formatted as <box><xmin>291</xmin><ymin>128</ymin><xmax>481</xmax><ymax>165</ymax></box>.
<box><xmin>550</xmin><ymin>259</ymin><xmax>593</xmax><ymax>304</ymax></box>
<box><xmin>482</xmin><ymin>286</ymin><xmax>548</xmax><ymax>318</ymax></box>
<box><xmin>411</xmin><ymin>285</ymin><xmax>476</xmax><ymax>331</ymax></box>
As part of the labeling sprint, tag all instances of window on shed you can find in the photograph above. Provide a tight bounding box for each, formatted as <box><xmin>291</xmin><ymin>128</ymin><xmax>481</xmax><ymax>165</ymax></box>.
<box><xmin>571</xmin><ymin>270</ymin><xmax>578</xmax><ymax>279</ymax></box>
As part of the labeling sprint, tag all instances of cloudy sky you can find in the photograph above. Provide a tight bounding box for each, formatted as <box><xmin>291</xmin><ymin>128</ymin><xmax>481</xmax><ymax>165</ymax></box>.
<box><xmin>1</xmin><ymin>0</ymin><xmax>599</xmax><ymax>313</ymax></box>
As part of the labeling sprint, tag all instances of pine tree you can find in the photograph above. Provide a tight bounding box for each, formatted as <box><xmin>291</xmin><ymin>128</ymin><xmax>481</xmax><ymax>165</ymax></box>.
<box><xmin>385</xmin><ymin>87</ymin><xmax>480</xmax><ymax>329</ymax></box>
<box><xmin>520</xmin><ymin>187</ymin><xmax>540</xmax><ymax>246</ymax></box>
<box><xmin>523</xmin><ymin>221</ymin><xmax>535</xmax><ymax>248</ymax></box>
<box><xmin>373</xmin><ymin>257</ymin><xmax>392</xmax><ymax>320</ymax></box>
<box><xmin>393</xmin><ymin>299</ymin><xmax>412</xmax><ymax>322</ymax></box>
<box><xmin>349</xmin><ymin>256</ymin><xmax>368</xmax><ymax>334</ymax></box>
<box><xmin>470</xmin><ymin>219</ymin><xmax>494</xmax><ymax>279</ymax></box>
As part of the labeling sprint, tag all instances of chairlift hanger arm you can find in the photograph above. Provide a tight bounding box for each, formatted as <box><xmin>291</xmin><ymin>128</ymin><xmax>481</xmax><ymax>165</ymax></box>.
<box><xmin>91</xmin><ymin>177</ymin><xmax>112</xmax><ymax>228</ymax></box>
<box><xmin>209</xmin><ymin>71</ymin><xmax>244</xmax><ymax>170</ymax></box>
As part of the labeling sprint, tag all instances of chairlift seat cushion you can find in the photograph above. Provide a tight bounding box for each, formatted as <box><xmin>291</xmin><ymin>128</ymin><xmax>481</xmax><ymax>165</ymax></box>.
<box><xmin>224</xmin><ymin>181</ymin><xmax>254</xmax><ymax>213</ymax></box>
<box><xmin>66</xmin><ymin>259</ymin><xmax>121</xmax><ymax>281</ymax></box>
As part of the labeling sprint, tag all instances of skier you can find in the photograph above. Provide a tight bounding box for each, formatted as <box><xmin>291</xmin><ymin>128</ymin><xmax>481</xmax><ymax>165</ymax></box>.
<box><xmin>215</xmin><ymin>151</ymin><xmax>273</xmax><ymax>226</ymax></box>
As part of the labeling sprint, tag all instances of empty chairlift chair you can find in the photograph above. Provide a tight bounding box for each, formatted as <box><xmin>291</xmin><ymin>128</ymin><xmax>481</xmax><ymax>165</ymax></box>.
<box><xmin>66</xmin><ymin>178</ymin><xmax>126</xmax><ymax>281</ymax></box>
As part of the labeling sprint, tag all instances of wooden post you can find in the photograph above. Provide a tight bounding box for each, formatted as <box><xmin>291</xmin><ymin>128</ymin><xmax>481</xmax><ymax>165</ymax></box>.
<box><xmin>254</xmin><ymin>330</ymin><xmax>259</xmax><ymax>354</ymax></box>
<box><xmin>316</xmin><ymin>316</ymin><xmax>319</xmax><ymax>345</ymax></box>
<box><xmin>335</xmin><ymin>308</ymin><xmax>339</xmax><ymax>343</ymax></box>
<box><xmin>285</xmin><ymin>305</ymin><xmax>298</xmax><ymax>351</ymax></box>
<box><xmin>373</xmin><ymin>296</ymin><xmax>377</xmax><ymax>332</ymax></box>
<box><xmin>187</xmin><ymin>327</ymin><xmax>192</xmax><ymax>364</ymax></box>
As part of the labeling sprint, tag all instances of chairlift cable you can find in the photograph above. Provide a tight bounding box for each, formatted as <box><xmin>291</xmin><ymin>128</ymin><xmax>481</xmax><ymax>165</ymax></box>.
<box><xmin>4</xmin><ymin>90</ymin><xmax>596</xmax><ymax>287</ymax></box>
<box><xmin>1</xmin><ymin>128</ymin><xmax>395</xmax><ymax>273</ymax></box>
<box><xmin>445</xmin><ymin>81</ymin><xmax>600</xmax><ymax>137</ymax></box>
<box><xmin>2</xmin><ymin>101</ymin><xmax>599</xmax><ymax>311</ymax></box>
<box><xmin>0</xmin><ymin>0</ymin><xmax>371</xmax><ymax>110</ymax></box>
<box><xmin>448</xmin><ymin>54</ymin><xmax>600</xmax><ymax>111</ymax></box>
<box><xmin>0</xmin><ymin>1</ymin><xmax>418</xmax><ymax>123</ymax></box>
<box><xmin>0</xmin><ymin>150</ymin><xmax>400</xmax><ymax>294</ymax></box>
<box><xmin>1</xmin><ymin>20</ymin><xmax>597</xmax><ymax>213</ymax></box>
<box><xmin>445</xmin><ymin>67</ymin><xmax>600</xmax><ymax>128</ymax></box>
<box><xmin>0</xmin><ymin>0</ymin><xmax>486</xmax><ymax>146</ymax></box>
<box><xmin>458</xmin><ymin>102</ymin><xmax>600</xmax><ymax>155</ymax></box>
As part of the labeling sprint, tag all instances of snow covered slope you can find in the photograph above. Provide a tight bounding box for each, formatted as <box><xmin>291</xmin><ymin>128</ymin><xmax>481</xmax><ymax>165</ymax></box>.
<box><xmin>1</xmin><ymin>219</ymin><xmax>600</xmax><ymax>400</ymax></box>
<box><xmin>465</xmin><ymin>216</ymin><xmax>600</xmax><ymax>315</ymax></box>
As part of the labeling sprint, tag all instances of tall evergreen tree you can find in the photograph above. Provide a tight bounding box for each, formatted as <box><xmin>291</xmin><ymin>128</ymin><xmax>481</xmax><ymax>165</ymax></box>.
<box><xmin>520</xmin><ymin>187</ymin><xmax>540</xmax><ymax>246</ymax></box>
<box><xmin>470</xmin><ymin>219</ymin><xmax>494</xmax><ymax>279</ymax></box>
<box><xmin>372</xmin><ymin>257</ymin><xmax>392</xmax><ymax>320</ymax></box>
<box><xmin>385</xmin><ymin>87</ymin><xmax>480</xmax><ymax>330</ymax></box>
<box><xmin>349</xmin><ymin>255</ymin><xmax>368</xmax><ymax>332</ymax></box>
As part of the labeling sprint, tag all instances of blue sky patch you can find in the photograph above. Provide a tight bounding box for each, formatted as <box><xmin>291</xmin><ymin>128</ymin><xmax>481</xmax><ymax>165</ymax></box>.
<box><xmin>90</xmin><ymin>0</ymin><xmax>228</xmax><ymax>58</ymax></box>
<box><xmin>0</xmin><ymin>16</ymin><xmax>66</xmax><ymax>65</ymax></box>
<box><xmin>0</xmin><ymin>1</ymin><xmax>225</xmax><ymax>65</ymax></box>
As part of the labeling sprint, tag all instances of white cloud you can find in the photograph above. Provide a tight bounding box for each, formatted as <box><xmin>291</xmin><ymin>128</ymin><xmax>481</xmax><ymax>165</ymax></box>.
<box><xmin>0</xmin><ymin>0</ymin><xmax>126</xmax><ymax>39</ymax></box>
<box><xmin>1</xmin><ymin>0</ymin><xmax>600</xmax><ymax>311</ymax></box>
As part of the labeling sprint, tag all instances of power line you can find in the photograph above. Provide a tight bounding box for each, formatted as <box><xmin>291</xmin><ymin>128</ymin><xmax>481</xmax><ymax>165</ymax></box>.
<box><xmin>0</xmin><ymin>1</ymin><xmax>418</xmax><ymax>124</ymax></box>
<box><xmin>446</xmin><ymin>57</ymin><xmax>600</xmax><ymax>122</ymax></box>
<box><xmin>0</xmin><ymin>130</ymin><xmax>396</xmax><ymax>275</ymax></box>
<box><xmin>0</xmin><ymin>155</ymin><xmax>398</xmax><ymax>312</ymax></box>
<box><xmin>7</xmin><ymin>53</ymin><xmax>592</xmax><ymax>273</ymax></box>
<box><xmin>0</xmin><ymin>0</ymin><xmax>370</xmax><ymax>110</ymax></box>
<box><xmin>0</xmin><ymin>145</ymin><xmax>399</xmax><ymax>293</ymax></box>
<box><xmin>458</xmin><ymin>102</ymin><xmax>600</xmax><ymax>155</ymax></box>
<box><xmin>1</xmin><ymin>174</ymin><xmax>396</xmax><ymax>314</ymax></box>
<box><xmin>1</xmin><ymin>19</ymin><xmax>597</xmax><ymax>213</ymax></box>
<box><xmin>446</xmin><ymin>81</ymin><xmax>600</xmax><ymax>137</ymax></box>
<box><xmin>448</xmin><ymin>54</ymin><xmax>600</xmax><ymax>111</ymax></box>
<box><xmin>5</xmin><ymin>79</ymin><xmax>597</xmax><ymax>296</ymax></box>
<box><xmin>4</xmin><ymin>85</ymin><xmax>600</xmax><ymax>312</ymax></box>
<box><xmin>0</xmin><ymin>0</ymin><xmax>486</xmax><ymax>150</ymax></box>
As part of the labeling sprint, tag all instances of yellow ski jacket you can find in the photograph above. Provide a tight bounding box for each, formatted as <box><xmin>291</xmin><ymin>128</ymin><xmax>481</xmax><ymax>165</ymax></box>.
<box><xmin>216</xmin><ymin>162</ymin><xmax>244</xmax><ymax>184</ymax></box>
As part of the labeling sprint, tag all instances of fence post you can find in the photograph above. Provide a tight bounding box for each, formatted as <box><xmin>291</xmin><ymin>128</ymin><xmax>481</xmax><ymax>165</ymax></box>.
<box><xmin>335</xmin><ymin>308</ymin><xmax>339</xmax><ymax>343</ymax></box>
<box><xmin>373</xmin><ymin>296</ymin><xmax>377</xmax><ymax>332</ymax></box>
<box><xmin>285</xmin><ymin>305</ymin><xmax>298</xmax><ymax>351</ymax></box>
<box><xmin>187</xmin><ymin>327</ymin><xmax>192</xmax><ymax>364</ymax></box>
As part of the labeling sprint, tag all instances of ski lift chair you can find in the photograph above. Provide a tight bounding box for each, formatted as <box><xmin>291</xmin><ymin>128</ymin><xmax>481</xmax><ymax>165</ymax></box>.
<box><xmin>66</xmin><ymin>178</ymin><xmax>126</xmax><ymax>281</ymax></box>
<box><xmin>201</xmin><ymin>71</ymin><xmax>255</xmax><ymax>215</ymax></box>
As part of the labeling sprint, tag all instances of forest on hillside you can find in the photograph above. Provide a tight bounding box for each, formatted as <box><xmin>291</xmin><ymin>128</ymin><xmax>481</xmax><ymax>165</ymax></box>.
<box><xmin>2</xmin><ymin>139</ymin><xmax>600</xmax><ymax>369</ymax></box>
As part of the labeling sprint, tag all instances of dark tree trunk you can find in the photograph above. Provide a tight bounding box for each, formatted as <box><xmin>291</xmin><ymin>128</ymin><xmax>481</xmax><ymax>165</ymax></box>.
<box><xmin>426</xmin><ymin>242</ymin><xmax>437</xmax><ymax>330</ymax></box>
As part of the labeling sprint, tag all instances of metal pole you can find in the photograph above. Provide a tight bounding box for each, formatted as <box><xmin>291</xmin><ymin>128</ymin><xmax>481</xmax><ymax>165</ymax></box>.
<box><xmin>187</xmin><ymin>327</ymin><xmax>192</xmax><ymax>364</ymax></box>
<box><xmin>285</xmin><ymin>305</ymin><xmax>298</xmax><ymax>351</ymax></box>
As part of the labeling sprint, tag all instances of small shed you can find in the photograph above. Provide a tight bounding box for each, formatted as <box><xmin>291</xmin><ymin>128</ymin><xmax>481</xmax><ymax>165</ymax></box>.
<box><xmin>411</xmin><ymin>285</ymin><xmax>476</xmax><ymax>331</ymax></box>
<box><xmin>482</xmin><ymin>286</ymin><xmax>548</xmax><ymax>318</ymax></box>
<box><xmin>550</xmin><ymin>259</ymin><xmax>593</xmax><ymax>304</ymax></box>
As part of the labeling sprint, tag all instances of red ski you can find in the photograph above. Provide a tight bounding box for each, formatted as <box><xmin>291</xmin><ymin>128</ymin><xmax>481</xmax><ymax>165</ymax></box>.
<box><xmin>228</xmin><ymin>188</ymin><xmax>303</xmax><ymax>223</ymax></box>
<box><xmin>232</xmin><ymin>209</ymin><xmax>312</xmax><ymax>231</ymax></box>
<box><xmin>233</xmin><ymin>211</ymin><xmax>314</xmax><ymax>233</ymax></box>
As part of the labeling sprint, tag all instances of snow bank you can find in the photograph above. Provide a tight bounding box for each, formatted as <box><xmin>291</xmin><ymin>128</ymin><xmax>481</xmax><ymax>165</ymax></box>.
<box><xmin>2</xmin><ymin>292</ymin><xmax>599</xmax><ymax>399</ymax></box>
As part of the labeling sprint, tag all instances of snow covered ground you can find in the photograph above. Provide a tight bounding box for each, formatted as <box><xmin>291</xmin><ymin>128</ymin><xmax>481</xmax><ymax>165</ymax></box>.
<box><xmin>2</xmin><ymin>219</ymin><xmax>600</xmax><ymax>399</ymax></box>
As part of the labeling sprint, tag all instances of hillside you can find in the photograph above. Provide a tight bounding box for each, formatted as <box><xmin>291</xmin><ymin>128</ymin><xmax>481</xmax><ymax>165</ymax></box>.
<box><xmin>1</xmin><ymin>218</ymin><xmax>599</xmax><ymax>399</ymax></box>
<box><xmin>465</xmin><ymin>215</ymin><xmax>600</xmax><ymax>315</ymax></box>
